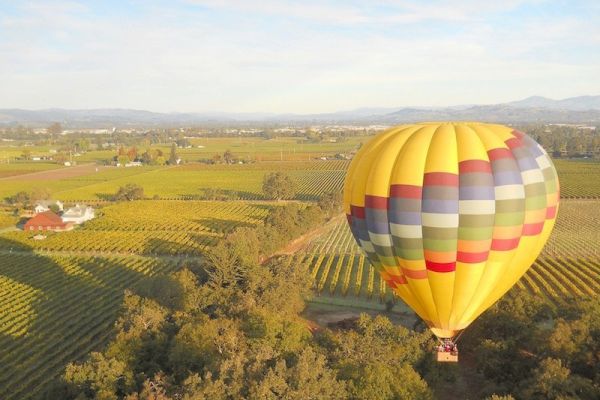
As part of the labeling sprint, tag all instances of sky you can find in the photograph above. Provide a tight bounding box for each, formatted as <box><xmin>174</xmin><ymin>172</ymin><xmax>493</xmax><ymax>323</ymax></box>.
<box><xmin>0</xmin><ymin>0</ymin><xmax>599</xmax><ymax>113</ymax></box>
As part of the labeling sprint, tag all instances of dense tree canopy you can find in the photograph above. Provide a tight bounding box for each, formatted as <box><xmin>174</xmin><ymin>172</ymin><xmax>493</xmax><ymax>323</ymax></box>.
<box><xmin>114</xmin><ymin>184</ymin><xmax>145</xmax><ymax>201</ymax></box>
<box><xmin>45</xmin><ymin>203</ymin><xmax>435</xmax><ymax>400</ymax></box>
<box><xmin>460</xmin><ymin>291</ymin><xmax>600</xmax><ymax>399</ymax></box>
<box><xmin>262</xmin><ymin>172</ymin><xmax>296</xmax><ymax>201</ymax></box>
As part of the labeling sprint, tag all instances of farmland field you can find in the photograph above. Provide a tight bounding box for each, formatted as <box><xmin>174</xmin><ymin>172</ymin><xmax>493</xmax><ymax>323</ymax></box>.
<box><xmin>0</xmin><ymin>160</ymin><xmax>347</xmax><ymax>201</ymax></box>
<box><xmin>0</xmin><ymin>135</ymin><xmax>599</xmax><ymax>398</ymax></box>
<box><xmin>301</xmin><ymin>199</ymin><xmax>600</xmax><ymax>307</ymax></box>
<box><xmin>0</xmin><ymin>252</ymin><xmax>179</xmax><ymax>400</ymax></box>
<box><xmin>0</xmin><ymin>201</ymin><xmax>271</xmax><ymax>256</ymax></box>
<box><xmin>0</xmin><ymin>162</ymin><xmax>64</xmax><ymax>179</ymax></box>
<box><xmin>0</xmin><ymin>136</ymin><xmax>365</xmax><ymax>164</ymax></box>
<box><xmin>0</xmin><ymin>157</ymin><xmax>599</xmax><ymax>202</ymax></box>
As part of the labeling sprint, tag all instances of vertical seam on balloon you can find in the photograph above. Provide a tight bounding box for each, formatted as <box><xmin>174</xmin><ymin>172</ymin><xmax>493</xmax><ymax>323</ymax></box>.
<box><xmin>421</xmin><ymin>124</ymin><xmax>446</xmax><ymax>330</ymax></box>
<box><xmin>447</xmin><ymin>123</ymin><xmax>494</xmax><ymax>329</ymax></box>
<box><xmin>467</xmin><ymin>125</ymin><xmax>526</xmax><ymax>324</ymax></box>
<box><xmin>502</xmin><ymin>131</ymin><xmax>551</xmax><ymax>295</ymax></box>
<box><xmin>387</xmin><ymin>125</ymin><xmax>437</xmax><ymax>325</ymax></box>
<box><xmin>445</xmin><ymin>124</ymin><xmax>462</xmax><ymax>332</ymax></box>
<box><xmin>365</xmin><ymin>126</ymin><xmax>437</xmax><ymax>321</ymax></box>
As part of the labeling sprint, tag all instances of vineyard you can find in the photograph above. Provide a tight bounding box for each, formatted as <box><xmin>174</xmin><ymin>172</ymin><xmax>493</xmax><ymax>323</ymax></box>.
<box><xmin>300</xmin><ymin>220</ymin><xmax>394</xmax><ymax>304</ymax></box>
<box><xmin>302</xmin><ymin>199</ymin><xmax>600</xmax><ymax>306</ymax></box>
<box><xmin>0</xmin><ymin>160</ymin><xmax>350</xmax><ymax>201</ymax></box>
<box><xmin>55</xmin><ymin>137</ymin><xmax>366</xmax><ymax>163</ymax></box>
<box><xmin>0</xmin><ymin>158</ymin><xmax>599</xmax><ymax>202</ymax></box>
<box><xmin>553</xmin><ymin>159</ymin><xmax>600</xmax><ymax>198</ymax></box>
<box><xmin>0</xmin><ymin>150</ymin><xmax>598</xmax><ymax>397</ymax></box>
<box><xmin>0</xmin><ymin>211</ymin><xmax>18</xmax><ymax>230</ymax></box>
<box><xmin>0</xmin><ymin>201</ymin><xmax>271</xmax><ymax>256</ymax></box>
<box><xmin>0</xmin><ymin>253</ymin><xmax>179</xmax><ymax>400</ymax></box>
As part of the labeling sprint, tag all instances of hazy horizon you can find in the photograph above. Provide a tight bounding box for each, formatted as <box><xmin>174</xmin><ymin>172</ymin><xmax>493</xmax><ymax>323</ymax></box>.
<box><xmin>1</xmin><ymin>1</ymin><xmax>599</xmax><ymax>113</ymax></box>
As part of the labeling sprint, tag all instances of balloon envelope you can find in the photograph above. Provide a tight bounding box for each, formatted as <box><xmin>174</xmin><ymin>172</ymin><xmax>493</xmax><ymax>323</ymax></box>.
<box><xmin>343</xmin><ymin>122</ymin><xmax>559</xmax><ymax>338</ymax></box>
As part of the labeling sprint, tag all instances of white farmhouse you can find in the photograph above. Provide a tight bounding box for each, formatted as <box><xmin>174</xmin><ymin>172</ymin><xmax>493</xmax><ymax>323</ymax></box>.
<box><xmin>34</xmin><ymin>200</ymin><xmax>64</xmax><ymax>214</ymax></box>
<box><xmin>61</xmin><ymin>204</ymin><xmax>95</xmax><ymax>224</ymax></box>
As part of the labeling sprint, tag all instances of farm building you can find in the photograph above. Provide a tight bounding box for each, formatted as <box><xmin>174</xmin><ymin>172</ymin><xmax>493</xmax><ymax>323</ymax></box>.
<box><xmin>34</xmin><ymin>200</ymin><xmax>64</xmax><ymax>214</ymax></box>
<box><xmin>61</xmin><ymin>204</ymin><xmax>95</xmax><ymax>224</ymax></box>
<box><xmin>24</xmin><ymin>211</ymin><xmax>73</xmax><ymax>232</ymax></box>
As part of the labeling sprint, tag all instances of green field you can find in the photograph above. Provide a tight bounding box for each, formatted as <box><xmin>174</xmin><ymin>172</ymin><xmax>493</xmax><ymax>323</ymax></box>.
<box><xmin>301</xmin><ymin>199</ymin><xmax>600</xmax><ymax>308</ymax></box>
<box><xmin>0</xmin><ymin>253</ymin><xmax>179</xmax><ymax>400</ymax></box>
<box><xmin>0</xmin><ymin>136</ymin><xmax>364</xmax><ymax>164</ymax></box>
<box><xmin>0</xmin><ymin>135</ymin><xmax>599</xmax><ymax>398</ymax></box>
<box><xmin>1</xmin><ymin>157</ymin><xmax>599</xmax><ymax>203</ymax></box>
<box><xmin>0</xmin><ymin>162</ymin><xmax>64</xmax><ymax>178</ymax></box>
<box><xmin>0</xmin><ymin>201</ymin><xmax>270</xmax><ymax>256</ymax></box>
<box><xmin>0</xmin><ymin>160</ymin><xmax>347</xmax><ymax>201</ymax></box>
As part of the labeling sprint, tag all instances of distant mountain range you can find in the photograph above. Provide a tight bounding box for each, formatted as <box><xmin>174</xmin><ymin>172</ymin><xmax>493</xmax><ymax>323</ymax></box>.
<box><xmin>0</xmin><ymin>95</ymin><xmax>599</xmax><ymax>127</ymax></box>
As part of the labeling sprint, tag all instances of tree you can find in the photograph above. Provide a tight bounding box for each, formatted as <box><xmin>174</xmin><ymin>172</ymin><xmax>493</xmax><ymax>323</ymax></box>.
<box><xmin>62</xmin><ymin>352</ymin><xmax>131</xmax><ymax>398</ymax></box>
<box><xmin>54</xmin><ymin>152</ymin><xmax>67</xmax><ymax>164</ymax></box>
<box><xmin>31</xmin><ymin>187</ymin><xmax>52</xmax><ymax>202</ymax></box>
<box><xmin>519</xmin><ymin>358</ymin><xmax>576</xmax><ymax>399</ymax></box>
<box><xmin>262</xmin><ymin>172</ymin><xmax>296</xmax><ymax>200</ymax></box>
<box><xmin>345</xmin><ymin>362</ymin><xmax>432</xmax><ymax>400</ymax></box>
<box><xmin>318</xmin><ymin>190</ymin><xmax>343</xmax><ymax>218</ymax></box>
<box><xmin>127</xmin><ymin>147</ymin><xmax>138</xmax><ymax>161</ymax></box>
<box><xmin>114</xmin><ymin>184</ymin><xmax>144</xmax><ymax>201</ymax></box>
<box><xmin>47</xmin><ymin>122</ymin><xmax>62</xmax><ymax>135</ymax></box>
<box><xmin>223</xmin><ymin>149</ymin><xmax>234</xmax><ymax>164</ymax></box>
<box><xmin>117</xmin><ymin>155</ymin><xmax>130</xmax><ymax>166</ymax></box>
<box><xmin>169</xmin><ymin>143</ymin><xmax>179</xmax><ymax>165</ymax></box>
<box><xmin>141</xmin><ymin>149</ymin><xmax>153</xmax><ymax>164</ymax></box>
<box><xmin>249</xmin><ymin>347</ymin><xmax>346</xmax><ymax>399</ymax></box>
<box><xmin>6</xmin><ymin>191</ymin><xmax>30</xmax><ymax>206</ymax></box>
<box><xmin>567</xmin><ymin>137</ymin><xmax>584</xmax><ymax>157</ymax></box>
<box><xmin>21</xmin><ymin>149</ymin><xmax>32</xmax><ymax>160</ymax></box>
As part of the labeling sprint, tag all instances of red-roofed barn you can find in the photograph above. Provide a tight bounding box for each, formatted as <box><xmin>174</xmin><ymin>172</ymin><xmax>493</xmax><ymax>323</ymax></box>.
<box><xmin>24</xmin><ymin>211</ymin><xmax>73</xmax><ymax>232</ymax></box>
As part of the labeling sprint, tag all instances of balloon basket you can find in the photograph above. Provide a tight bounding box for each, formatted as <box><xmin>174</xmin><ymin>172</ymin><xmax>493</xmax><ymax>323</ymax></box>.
<box><xmin>436</xmin><ymin>351</ymin><xmax>458</xmax><ymax>363</ymax></box>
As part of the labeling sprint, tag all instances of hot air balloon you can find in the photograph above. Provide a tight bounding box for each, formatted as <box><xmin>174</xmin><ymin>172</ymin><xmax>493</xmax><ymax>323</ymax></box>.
<box><xmin>343</xmin><ymin>122</ymin><xmax>559</xmax><ymax>361</ymax></box>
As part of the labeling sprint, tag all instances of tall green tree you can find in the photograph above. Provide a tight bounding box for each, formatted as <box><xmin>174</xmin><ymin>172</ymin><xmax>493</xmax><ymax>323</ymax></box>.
<box><xmin>47</xmin><ymin>122</ymin><xmax>63</xmax><ymax>135</ymax></box>
<box><xmin>262</xmin><ymin>172</ymin><xmax>296</xmax><ymax>201</ymax></box>
<box><xmin>114</xmin><ymin>184</ymin><xmax>144</xmax><ymax>201</ymax></box>
<box><xmin>169</xmin><ymin>143</ymin><xmax>179</xmax><ymax>165</ymax></box>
